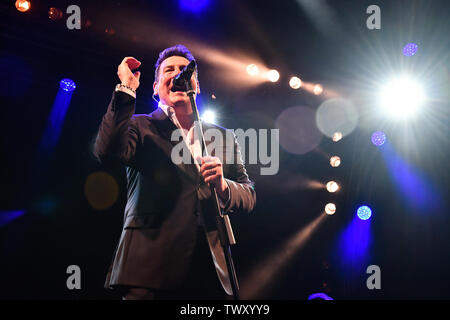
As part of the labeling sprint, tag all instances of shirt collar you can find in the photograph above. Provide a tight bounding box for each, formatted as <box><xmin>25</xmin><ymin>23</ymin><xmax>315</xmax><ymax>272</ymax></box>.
<box><xmin>158</xmin><ymin>102</ymin><xmax>175</xmax><ymax>119</ymax></box>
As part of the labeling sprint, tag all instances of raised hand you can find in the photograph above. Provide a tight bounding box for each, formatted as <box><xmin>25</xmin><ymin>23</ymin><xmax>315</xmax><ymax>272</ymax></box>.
<box><xmin>117</xmin><ymin>57</ymin><xmax>141</xmax><ymax>91</ymax></box>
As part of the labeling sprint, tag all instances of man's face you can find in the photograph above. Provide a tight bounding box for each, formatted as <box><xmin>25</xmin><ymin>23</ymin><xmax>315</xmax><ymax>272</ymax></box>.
<box><xmin>153</xmin><ymin>55</ymin><xmax>199</xmax><ymax>109</ymax></box>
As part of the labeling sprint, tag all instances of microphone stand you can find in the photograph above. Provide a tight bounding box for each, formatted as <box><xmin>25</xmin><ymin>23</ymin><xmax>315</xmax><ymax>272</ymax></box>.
<box><xmin>185</xmin><ymin>82</ymin><xmax>240</xmax><ymax>300</ymax></box>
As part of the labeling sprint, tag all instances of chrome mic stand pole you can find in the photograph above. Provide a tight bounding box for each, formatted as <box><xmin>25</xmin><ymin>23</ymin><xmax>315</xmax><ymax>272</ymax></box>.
<box><xmin>185</xmin><ymin>82</ymin><xmax>240</xmax><ymax>300</ymax></box>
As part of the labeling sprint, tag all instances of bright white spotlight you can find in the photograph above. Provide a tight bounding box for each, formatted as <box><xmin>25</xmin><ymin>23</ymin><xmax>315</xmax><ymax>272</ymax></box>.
<box><xmin>289</xmin><ymin>76</ymin><xmax>302</xmax><ymax>89</ymax></box>
<box><xmin>325</xmin><ymin>203</ymin><xmax>336</xmax><ymax>215</ymax></box>
<box><xmin>326</xmin><ymin>181</ymin><xmax>339</xmax><ymax>193</ymax></box>
<box><xmin>201</xmin><ymin>110</ymin><xmax>216</xmax><ymax>123</ymax></box>
<box><xmin>246</xmin><ymin>64</ymin><xmax>259</xmax><ymax>76</ymax></box>
<box><xmin>380</xmin><ymin>77</ymin><xmax>425</xmax><ymax>117</ymax></box>
<box><xmin>267</xmin><ymin>69</ymin><xmax>280</xmax><ymax>82</ymax></box>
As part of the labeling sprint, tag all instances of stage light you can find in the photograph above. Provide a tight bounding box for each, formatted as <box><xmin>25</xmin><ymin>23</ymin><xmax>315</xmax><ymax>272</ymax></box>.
<box><xmin>307</xmin><ymin>292</ymin><xmax>333</xmax><ymax>300</ymax></box>
<box><xmin>48</xmin><ymin>7</ymin><xmax>63</xmax><ymax>20</ymax></box>
<box><xmin>357</xmin><ymin>205</ymin><xmax>372</xmax><ymax>220</ymax></box>
<box><xmin>180</xmin><ymin>0</ymin><xmax>210</xmax><ymax>13</ymax></box>
<box><xmin>240</xmin><ymin>213</ymin><xmax>326</xmax><ymax>299</ymax></box>
<box><xmin>39</xmin><ymin>81</ymin><xmax>75</xmax><ymax>155</ymax></box>
<box><xmin>267</xmin><ymin>69</ymin><xmax>280</xmax><ymax>82</ymax></box>
<box><xmin>246</xmin><ymin>64</ymin><xmax>259</xmax><ymax>77</ymax></box>
<box><xmin>371</xmin><ymin>131</ymin><xmax>386</xmax><ymax>146</ymax></box>
<box><xmin>201</xmin><ymin>110</ymin><xmax>216</xmax><ymax>123</ymax></box>
<box><xmin>380</xmin><ymin>77</ymin><xmax>425</xmax><ymax>117</ymax></box>
<box><xmin>313</xmin><ymin>84</ymin><xmax>323</xmax><ymax>95</ymax></box>
<box><xmin>60</xmin><ymin>78</ymin><xmax>76</xmax><ymax>92</ymax></box>
<box><xmin>0</xmin><ymin>210</ymin><xmax>26</xmax><ymax>227</ymax></box>
<box><xmin>325</xmin><ymin>203</ymin><xmax>336</xmax><ymax>215</ymax></box>
<box><xmin>326</xmin><ymin>181</ymin><xmax>339</xmax><ymax>193</ymax></box>
<box><xmin>330</xmin><ymin>156</ymin><xmax>341</xmax><ymax>167</ymax></box>
<box><xmin>289</xmin><ymin>76</ymin><xmax>302</xmax><ymax>89</ymax></box>
<box><xmin>403</xmin><ymin>43</ymin><xmax>418</xmax><ymax>56</ymax></box>
<box><xmin>332</xmin><ymin>132</ymin><xmax>343</xmax><ymax>142</ymax></box>
<box><xmin>15</xmin><ymin>0</ymin><xmax>30</xmax><ymax>12</ymax></box>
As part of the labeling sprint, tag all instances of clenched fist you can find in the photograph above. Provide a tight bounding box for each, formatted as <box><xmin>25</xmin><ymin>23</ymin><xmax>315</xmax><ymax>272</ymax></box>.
<box><xmin>200</xmin><ymin>156</ymin><xmax>230</xmax><ymax>202</ymax></box>
<box><xmin>117</xmin><ymin>57</ymin><xmax>141</xmax><ymax>91</ymax></box>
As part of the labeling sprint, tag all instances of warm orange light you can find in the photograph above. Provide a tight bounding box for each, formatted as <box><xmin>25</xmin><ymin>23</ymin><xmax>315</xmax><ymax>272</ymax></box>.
<box><xmin>48</xmin><ymin>7</ymin><xmax>63</xmax><ymax>20</ymax></box>
<box><xmin>332</xmin><ymin>132</ymin><xmax>343</xmax><ymax>142</ymax></box>
<box><xmin>246</xmin><ymin>64</ymin><xmax>259</xmax><ymax>76</ymax></box>
<box><xmin>15</xmin><ymin>0</ymin><xmax>30</xmax><ymax>12</ymax></box>
<box><xmin>330</xmin><ymin>156</ymin><xmax>341</xmax><ymax>167</ymax></box>
<box><xmin>326</xmin><ymin>181</ymin><xmax>339</xmax><ymax>193</ymax></box>
<box><xmin>289</xmin><ymin>76</ymin><xmax>302</xmax><ymax>89</ymax></box>
<box><xmin>267</xmin><ymin>69</ymin><xmax>280</xmax><ymax>82</ymax></box>
<box><xmin>325</xmin><ymin>203</ymin><xmax>336</xmax><ymax>215</ymax></box>
<box><xmin>313</xmin><ymin>84</ymin><xmax>323</xmax><ymax>95</ymax></box>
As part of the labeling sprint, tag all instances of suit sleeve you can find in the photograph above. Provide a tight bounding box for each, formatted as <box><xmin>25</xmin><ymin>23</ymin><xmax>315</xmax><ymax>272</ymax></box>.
<box><xmin>93</xmin><ymin>90</ymin><xmax>140</xmax><ymax>165</ymax></box>
<box><xmin>223</xmin><ymin>132</ymin><xmax>256</xmax><ymax>214</ymax></box>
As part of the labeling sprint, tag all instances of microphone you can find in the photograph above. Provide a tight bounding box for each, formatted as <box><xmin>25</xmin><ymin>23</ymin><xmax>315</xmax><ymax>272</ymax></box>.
<box><xmin>170</xmin><ymin>60</ymin><xmax>196</xmax><ymax>92</ymax></box>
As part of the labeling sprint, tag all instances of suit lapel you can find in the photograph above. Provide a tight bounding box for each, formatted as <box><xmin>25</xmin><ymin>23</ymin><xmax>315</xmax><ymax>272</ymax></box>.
<box><xmin>150</xmin><ymin>108</ymin><xmax>200</xmax><ymax>185</ymax></box>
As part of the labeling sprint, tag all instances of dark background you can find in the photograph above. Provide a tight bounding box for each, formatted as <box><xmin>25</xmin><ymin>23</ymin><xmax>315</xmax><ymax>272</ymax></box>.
<box><xmin>0</xmin><ymin>0</ymin><xmax>449</xmax><ymax>299</ymax></box>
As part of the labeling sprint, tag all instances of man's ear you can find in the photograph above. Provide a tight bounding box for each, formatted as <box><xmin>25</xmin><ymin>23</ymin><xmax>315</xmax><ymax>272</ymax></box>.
<box><xmin>196</xmin><ymin>80</ymin><xmax>201</xmax><ymax>94</ymax></box>
<box><xmin>153</xmin><ymin>81</ymin><xmax>159</xmax><ymax>96</ymax></box>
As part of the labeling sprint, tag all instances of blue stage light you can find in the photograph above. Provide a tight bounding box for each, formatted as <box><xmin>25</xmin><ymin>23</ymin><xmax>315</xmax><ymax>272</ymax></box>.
<box><xmin>0</xmin><ymin>210</ymin><xmax>26</xmax><ymax>227</ymax></box>
<box><xmin>180</xmin><ymin>0</ymin><xmax>210</xmax><ymax>13</ymax></box>
<box><xmin>357</xmin><ymin>206</ymin><xmax>372</xmax><ymax>220</ymax></box>
<box><xmin>371</xmin><ymin>131</ymin><xmax>386</xmax><ymax>146</ymax></box>
<box><xmin>403</xmin><ymin>43</ymin><xmax>418</xmax><ymax>56</ymax></box>
<box><xmin>307</xmin><ymin>292</ymin><xmax>333</xmax><ymax>300</ymax></box>
<box><xmin>60</xmin><ymin>78</ymin><xmax>76</xmax><ymax>92</ymax></box>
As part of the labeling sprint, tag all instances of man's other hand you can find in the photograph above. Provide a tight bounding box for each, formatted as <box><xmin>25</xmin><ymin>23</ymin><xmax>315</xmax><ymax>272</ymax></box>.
<box><xmin>200</xmin><ymin>156</ymin><xmax>229</xmax><ymax>201</ymax></box>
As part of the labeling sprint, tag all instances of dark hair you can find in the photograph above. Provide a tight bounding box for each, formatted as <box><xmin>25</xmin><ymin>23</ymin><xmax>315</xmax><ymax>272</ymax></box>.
<box><xmin>154</xmin><ymin>44</ymin><xmax>198</xmax><ymax>82</ymax></box>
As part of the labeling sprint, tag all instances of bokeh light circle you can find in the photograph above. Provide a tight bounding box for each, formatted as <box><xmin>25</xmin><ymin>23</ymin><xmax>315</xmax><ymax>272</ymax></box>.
<box><xmin>84</xmin><ymin>172</ymin><xmax>119</xmax><ymax>210</ymax></box>
<box><xmin>276</xmin><ymin>106</ymin><xmax>323</xmax><ymax>155</ymax></box>
<box><xmin>48</xmin><ymin>7</ymin><xmax>63</xmax><ymax>20</ymax></box>
<box><xmin>315</xmin><ymin>98</ymin><xmax>359</xmax><ymax>138</ymax></box>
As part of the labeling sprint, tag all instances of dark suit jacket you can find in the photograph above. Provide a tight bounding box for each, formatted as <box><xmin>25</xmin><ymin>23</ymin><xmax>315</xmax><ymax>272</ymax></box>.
<box><xmin>94</xmin><ymin>90</ymin><xmax>256</xmax><ymax>294</ymax></box>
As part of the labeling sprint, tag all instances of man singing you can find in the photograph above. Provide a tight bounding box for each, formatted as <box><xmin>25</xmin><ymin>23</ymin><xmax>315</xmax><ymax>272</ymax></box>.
<box><xmin>94</xmin><ymin>44</ymin><xmax>256</xmax><ymax>300</ymax></box>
